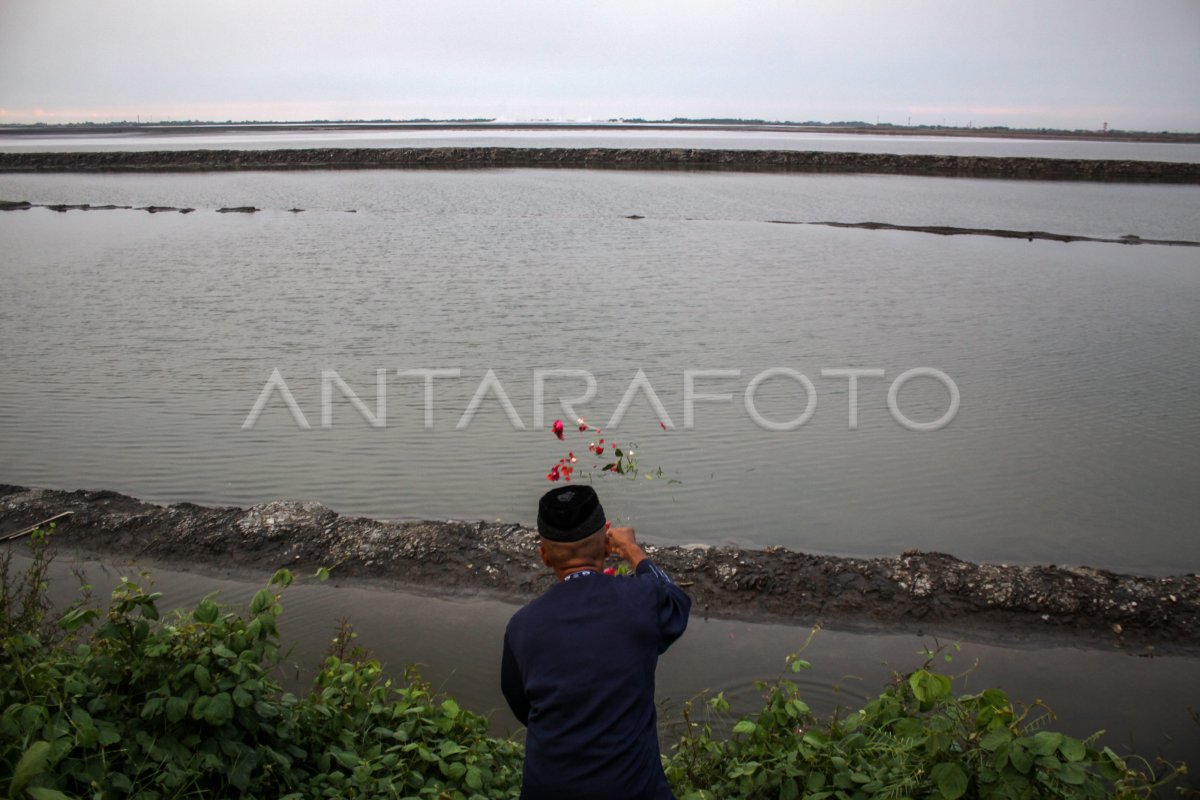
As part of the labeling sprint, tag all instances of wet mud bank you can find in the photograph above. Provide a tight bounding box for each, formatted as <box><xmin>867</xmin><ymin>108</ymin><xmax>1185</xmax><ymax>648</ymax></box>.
<box><xmin>4</xmin><ymin>485</ymin><xmax>1198</xmax><ymax>652</ymax></box>
<box><xmin>1</xmin><ymin>147</ymin><xmax>1198</xmax><ymax>182</ymax></box>
<box><xmin>775</xmin><ymin>220</ymin><xmax>1200</xmax><ymax>247</ymax></box>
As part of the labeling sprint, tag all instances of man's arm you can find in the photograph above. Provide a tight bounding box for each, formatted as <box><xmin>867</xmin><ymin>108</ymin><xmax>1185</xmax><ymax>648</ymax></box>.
<box><xmin>500</xmin><ymin>632</ymin><xmax>530</xmax><ymax>727</ymax></box>
<box><xmin>607</xmin><ymin>526</ymin><xmax>647</xmax><ymax>570</ymax></box>
<box><xmin>609</xmin><ymin>527</ymin><xmax>691</xmax><ymax>652</ymax></box>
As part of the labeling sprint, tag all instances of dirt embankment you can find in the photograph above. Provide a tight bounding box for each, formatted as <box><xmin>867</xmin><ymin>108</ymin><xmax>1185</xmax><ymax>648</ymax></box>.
<box><xmin>1</xmin><ymin>148</ymin><xmax>1198</xmax><ymax>183</ymax></box>
<box><xmin>3</xmin><ymin>485</ymin><xmax>1197</xmax><ymax>652</ymax></box>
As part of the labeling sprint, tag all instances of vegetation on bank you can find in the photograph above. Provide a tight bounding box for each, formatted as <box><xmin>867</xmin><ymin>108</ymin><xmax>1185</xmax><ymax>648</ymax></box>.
<box><xmin>1</xmin><ymin>531</ymin><xmax>1190</xmax><ymax>799</ymax></box>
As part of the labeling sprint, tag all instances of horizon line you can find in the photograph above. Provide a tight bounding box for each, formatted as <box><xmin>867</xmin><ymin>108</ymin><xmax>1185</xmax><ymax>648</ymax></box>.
<box><xmin>2</xmin><ymin>117</ymin><xmax>1198</xmax><ymax>138</ymax></box>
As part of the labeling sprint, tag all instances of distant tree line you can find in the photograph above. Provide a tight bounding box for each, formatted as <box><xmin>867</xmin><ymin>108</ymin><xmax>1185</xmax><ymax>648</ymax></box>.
<box><xmin>0</xmin><ymin>118</ymin><xmax>1193</xmax><ymax>137</ymax></box>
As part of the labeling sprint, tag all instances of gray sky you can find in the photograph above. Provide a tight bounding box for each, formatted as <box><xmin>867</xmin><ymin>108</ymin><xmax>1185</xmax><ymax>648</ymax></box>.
<box><xmin>2</xmin><ymin>0</ymin><xmax>1198</xmax><ymax>130</ymax></box>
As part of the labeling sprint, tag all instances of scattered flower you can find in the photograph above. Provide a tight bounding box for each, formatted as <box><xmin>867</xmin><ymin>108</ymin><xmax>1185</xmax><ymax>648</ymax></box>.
<box><xmin>546</xmin><ymin>414</ymin><xmax>674</xmax><ymax>484</ymax></box>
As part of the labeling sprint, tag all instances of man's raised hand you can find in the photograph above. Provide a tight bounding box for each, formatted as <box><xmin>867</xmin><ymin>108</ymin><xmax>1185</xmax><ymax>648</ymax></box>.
<box><xmin>607</xmin><ymin>526</ymin><xmax>647</xmax><ymax>570</ymax></box>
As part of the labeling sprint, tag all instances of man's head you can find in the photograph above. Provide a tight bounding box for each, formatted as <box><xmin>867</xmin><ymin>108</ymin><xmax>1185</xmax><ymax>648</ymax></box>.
<box><xmin>537</xmin><ymin>486</ymin><xmax>609</xmax><ymax>572</ymax></box>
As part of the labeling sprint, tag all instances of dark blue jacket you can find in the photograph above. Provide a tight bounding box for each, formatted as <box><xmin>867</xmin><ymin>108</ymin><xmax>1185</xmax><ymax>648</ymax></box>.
<box><xmin>501</xmin><ymin>560</ymin><xmax>691</xmax><ymax>800</ymax></box>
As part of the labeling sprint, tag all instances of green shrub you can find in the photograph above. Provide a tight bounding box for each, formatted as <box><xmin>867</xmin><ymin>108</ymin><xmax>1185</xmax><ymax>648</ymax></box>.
<box><xmin>664</xmin><ymin>645</ymin><xmax>1188</xmax><ymax>799</ymax></box>
<box><xmin>0</xmin><ymin>531</ymin><xmax>1188</xmax><ymax>799</ymax></box>
<box><xmin>0</xmin><ymin>534</ymin><xmax>522</xmax><ymax>799</ymax></box>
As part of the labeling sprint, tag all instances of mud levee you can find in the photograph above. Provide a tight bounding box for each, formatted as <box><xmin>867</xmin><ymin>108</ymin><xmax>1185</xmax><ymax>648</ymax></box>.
<box><xmin>1</xmin><ymin>147</ymin><xmax>1198</xmax><ymax>183</ymax></box>
<box><xmin>3</xmin><ymin>485</ymin><xmax>1197</xmax><ymax>651</ymax></box>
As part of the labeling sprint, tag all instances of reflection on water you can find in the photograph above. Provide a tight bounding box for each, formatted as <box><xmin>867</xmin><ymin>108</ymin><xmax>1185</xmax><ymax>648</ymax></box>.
<box><xmin>29</xmin><ymin>552</ymin><xmax>1200</xmax><ymax>768</ymax></box>
<box><xmin>1</xmin><ymin>170</ymin><xmax>1198</xmax><ymax>573</ymax></box>
<box><xmin>3</xmin><ymin>126</ymin><xmax>1199</xmax><ymax>162</ymax></box>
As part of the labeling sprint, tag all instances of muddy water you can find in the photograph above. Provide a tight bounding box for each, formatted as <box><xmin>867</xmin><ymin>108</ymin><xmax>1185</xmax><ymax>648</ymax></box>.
<box><xmin>25</xmin><ymin>550</ymin><xmax>1200</xmax><ymax>768</ymax></box>
<box><xmin>2</xmin><ymin>169</ymin><xmax>1199</xmax><ymax>575</ymax></box>
<box><xmin>3</xmin><ymin>127</ymin><xmax>1199</xmax><ymax>162</ymax></box>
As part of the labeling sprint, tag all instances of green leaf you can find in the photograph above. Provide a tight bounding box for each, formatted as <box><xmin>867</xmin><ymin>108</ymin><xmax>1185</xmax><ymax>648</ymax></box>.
<box><xmin>233</xmin><ymin>686</ymin><xmax>254</xmax><ymax>708</ymax></box>
<box><xmin>465</xmin><ymin>766</ymin><xmax>483</xmax><ymax>790</ymax></box>
<box><xmin>931</xmin><ymin>762</ymin><xmax>968</xmax><ymax>800</ymax></box>
<box><xmin>250</xmin><ymin>588</ymin><xmax>275</xmax><ymax>615</ymax></box>
<box><xmin>194</xmin><ymin>664</ymin><xmax>212</xmax><ymax>691</ymax></box>
<box><xmin>438</xmin><ymin>741</ymin><xmax>465</xmax><ymax>758</ymax></box>
<box><xmin>923</xmin><ymin>671</ymin><xmax>952</xmax><ymax>701</ymax></box>
<box><xmin>270</xmin><ymin>568</ymin><xmax>294</xmax><ymax>587</ymax></box>
<box><xmin>1058</xmin><ymin>736</ymin><xmax>1086</xmax><ymax>762</ymax></box>
<box><xmin>1031</xmin><ymin>731</ymin><xmax>1064</xmax><ymax>756</ymax></box>
<box><xmin>230</xmin><ymin>758</ymin><xmax>252</xmax><ymax>791</ymax></box>
<box><xmin>908</xmin><ymin>670</ymin><xmax>930</xmax><ymax>702</ymax></box>
<box><xmin>204</xmin><ymin>692</ymin><xmax>234</xmax><ymax>725</ymax></box>
<box><xmin>981</xmin><ymin>688</ymin><xmax>1010</xmax><ymax>711</ymax></box>
<box><xmin>192</xmin><ymin>695</ymin><xmax>210</xmax><ymax>720</ymax></box>
<box><xmin>193</xmin><ymin>598</ymin><xmax>219</xmax><ymax>624</ymax></box>
<box><xmin>71</xmin><ymin>707</ymin><xmax>97</xmax><ymax>747</ymax></box>
<box><xmin>732</xmin><ymin>719</ymin><xmax>757</xmax><ymax>735</ymax></box>
<box><xmin>166</xmin><ymin>696</ymin><xmax>189</xmax><ymax>723</ymax></box>
<box><xmin>1057</xmin><ymin>761</ymin><xmax>1088</xmax><ymax>785</ymax></box>
<box><xmin>314</xmin><ymin>566</ymin><xmax>331</xmax><ymax>582</ymax></box>
<box><xmin>1009</xmin><ymin>744</ymin><xmax>1034</xmax><ymax>773</ymax></box>
<box><xmin>141</xmin><ymin>697</ymin><xmax>165</xmax><ymax>718</ymax></box>
<box><xmin>11</xmin><ymin>741</ymin><xmax>51</xmax><ymax>797</ymax></box>
<box><xmin>58</xmin><ymin>606</ymin><xmax>99</xmax><ymax>632</ymax></box>
<box><xmin>27</xmin><ymin>789</ymin><xmax>74</xmax><ymax>800</ymax></box>
<box><xmin>96</xmin><ymin>724</ymin><xmax>120</xmax><ymax>746</ymax></box>
<box><xmin>139</xmin><ymin>597</ymin><xmax>160</xmax><ymax>620</ymax></box>
<box><xmin>980</xmin><ymin>728</ymin><xmax>1011</xmax><ymax>751</ymax></box>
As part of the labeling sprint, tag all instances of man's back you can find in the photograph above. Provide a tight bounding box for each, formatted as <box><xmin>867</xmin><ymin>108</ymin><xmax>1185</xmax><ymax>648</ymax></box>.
<box><xmin>502</xmin><ymin>560</ymin><xmax>691</xmax><ymax>800</ymax></box>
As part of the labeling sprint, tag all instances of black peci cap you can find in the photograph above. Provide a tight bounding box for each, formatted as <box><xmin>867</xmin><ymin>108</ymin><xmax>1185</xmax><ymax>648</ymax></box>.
<box><xmin>537</xmin><ymin>485</ymin><xmax>607</xmax><ymax>542</ymax></box>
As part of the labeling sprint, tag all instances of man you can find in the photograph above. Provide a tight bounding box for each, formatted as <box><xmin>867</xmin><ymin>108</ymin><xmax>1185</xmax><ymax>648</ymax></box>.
<box><xmin>501</xmin><ymin>485</ymin><xmax>691</xmax><ymax>800</ymax></box>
